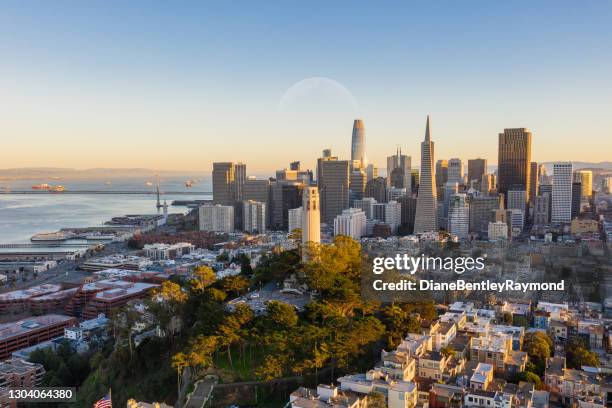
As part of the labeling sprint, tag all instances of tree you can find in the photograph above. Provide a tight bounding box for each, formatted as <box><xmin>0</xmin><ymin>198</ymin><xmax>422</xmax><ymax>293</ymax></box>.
<box><xmin>220</xmin><ymin>275</ymin><xmax>249</xmax><ymax>298</ymax></box>
<box><xmin>171</xmin><ymin>352</ymin><xmax>189</xmax><ymax>397</ymax></box>
<box><xmin>190</xmin><ymin>266</ymin><xmax>216</xmax><ymax>293</ymax></box>
<box><xmin>566</xmin><ymin>337</ymin><xmax>599</xmax><ymax>368</ymax></box>
<box><xmin>265</xmin><ymin>301</ymin><xmax>298</xmax><ymax>329</ymax></box>
<box><xmin>188</xmin><ymin>335</ymin><xmax>218</xmax><ymax>374</ymax></box>
<box><xmin>156</xmin><ymin>281</ymin><xmax>188</xmax><ymax>304</ymax></box>
<box><xmin>523</xmin><ymin>332</ymin><xmax>553</xmax><ymax>362</ymax></box>
<box><xmin>516</xmin><ymin>371</ymin><xmax>542</xmax><ymax>388</ymax></box>
<box><xmin>255</xmin><ymin>355</ymin><xmax>284</xmax><ymax>380</ymax></box>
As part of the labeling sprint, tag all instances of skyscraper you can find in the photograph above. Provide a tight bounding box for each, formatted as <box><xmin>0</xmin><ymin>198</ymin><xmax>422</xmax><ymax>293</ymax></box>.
<box><xmin>468</xmin><ymin>158</ymin><xmax>487</xmax><ymax>187</ymax></box>
<box><xmin>552</xmin><ymin>162</ymin><xmax>573</xmax><ymax>223</ymax></box>
<box><xmin>571</xmin><ymin>182</ymin><xmax>582</xmax><ymax>219</ymax></box>
<box><xmin>365</xmin><ymin>177</ymin><xmax>387</xmax><ymax>203</ymax></box>
<box><xmin>334</xmin><ymin>208</ymin><xmax>367</xmax><ymax>239</ymax></box>
<box><xmin>199</xmin><ymin>204</ymin><xmax>234</xmax><ymax>233</ymax></box>
<box><xmin>349</xmin><ymin>168</ymin><xmax>367</xmax><ymax>204</ymax></box>
<box><xmin>448</xmin><ymin>194</ymin><xmax>469</xmax><ymax>239</ymax></box>
<box><xmin>243</xmin><ymin>200</ymin><xmax>266</xmax><ymax>233</ymax></box>
<box><xmin>481</xmin><ymin>173</ymin><xmax>496</xmax><ymax>195</ymax></box>
<box><xmin>414</xmin><ymin>116</ymin><xmax>438</xmax><ymax>233</ymax></box>
<box><xmin>534</xmin><ymin>193</ymin><xmax>551</xmax><ymax>225</ymax></box>
<box><xmin>233</xmin><ymin>163</ymin><xmax>247</xmax><ymax>201</ymax></box>
<box><xmin>365</xmin><ymin>164</ymin><xmax>378</xmax><ymax>181</ymax></box>
<box><xmin>435</xmin><ymin>160</ymin><xmax>448</xmax><ymax>188</ymax></box>
<box><xmin>288</xmin><ymin>207</ymin><xmax>303</xmax><ymax>234</ymax></box>
<box><xmin>497</xmin><ymin>128</ymin><xmax>532</xmax><ymax>203</ymax></box>
<box><xmin>384</xmin><ymin>200</ymin><xmax>402</xmax><ymax>234</ymax></box>
<box><xmin>212</xmin><ymin>162</ymin><xmax>235</xmax><ymax>205</ymax></box>
<box><xmin>302</xmin><ymin>186</ymin><xmax>321</xmax><ymax>247</ymax></box>
<box><xmin>469</xmin><ymin>195</ymin><xmax>502</xmax><ymax>235</ymax></box>
<box><xmin>351</xmin><ymin>119</ymin><xmax>367</xmax><ymax>169</ymax></box>
<box><xmin>529</xmin><ymin>162</ymin><xmax>539</xmax><ymax>205</ymax></box>
<box><xmin>318</xmin><ymin>159</ymin><xmax>350</xmax><ymax>224</ymax></box>
<box><xmin>447</xmin><ymin>158</ymin><xmax>464</xmax><ymax>184</ymax></box>
<box><xmin>387</xmin><ymin>149</ymin><xmax>411</xmax><ymax>190</ymax></box>
<box><xmin>398</xmin><ymin>195</ymin><xmax>417</xmax><ymax>234</ymax></box>
<box><xmin>270</xmin><ymin>180</ymin><xmax>303</xmax><ymax>230</ymax></box>
<box><xmin>574</xmin><ymin>170</ymin><xmax>593</xmax><ymax>198</ymax></box>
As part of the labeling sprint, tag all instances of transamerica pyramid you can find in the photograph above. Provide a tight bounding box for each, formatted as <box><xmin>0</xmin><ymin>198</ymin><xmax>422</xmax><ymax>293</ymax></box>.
<box><xmin>414</xmin><ymin>115</ymin><xmax>439</xmax><ymax>233</ymax></box>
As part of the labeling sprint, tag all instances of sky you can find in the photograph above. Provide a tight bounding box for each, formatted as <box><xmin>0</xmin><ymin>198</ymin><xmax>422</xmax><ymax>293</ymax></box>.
<box><xmin>1</xmin><ymin>1</ymin><xmax>611</xmax><ymax>175</ymax></box>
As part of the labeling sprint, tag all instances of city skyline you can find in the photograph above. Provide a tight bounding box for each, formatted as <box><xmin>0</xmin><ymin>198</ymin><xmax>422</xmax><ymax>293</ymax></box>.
<box><xmin>1</xmin><ymin>2</ymin><xmax>611</xmax><ymax>172</ymax></box>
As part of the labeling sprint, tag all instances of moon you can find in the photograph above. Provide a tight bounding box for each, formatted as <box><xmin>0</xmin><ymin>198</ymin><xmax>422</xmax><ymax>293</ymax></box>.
<box><xmin>278</xmin><ymin>77</ymin><xmax>359</xmax><ymax>115</ymax></box>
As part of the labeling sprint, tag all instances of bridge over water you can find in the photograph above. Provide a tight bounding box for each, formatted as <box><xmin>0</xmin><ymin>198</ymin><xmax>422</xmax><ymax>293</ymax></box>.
<box><xmin>0</xmin><ymin>190</ymin><xmax>212</xmax><ymax>195</ymax></box>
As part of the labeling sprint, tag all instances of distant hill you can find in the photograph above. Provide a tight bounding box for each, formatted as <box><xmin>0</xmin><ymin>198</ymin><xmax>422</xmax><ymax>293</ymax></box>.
<box><xmin>540</xmin><ymin>161</ymin><xmax>612</xmax><ymax>171</ymax></box>
<box><xmin>0</xmin><ymin>167</ymin><xmax>208</xmax><ymax>180</ymax></box>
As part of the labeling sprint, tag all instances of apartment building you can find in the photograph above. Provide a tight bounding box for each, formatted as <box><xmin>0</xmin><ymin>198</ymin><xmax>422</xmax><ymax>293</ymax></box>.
<box><xmin>377</xmin><ymin>349</ymin><xmax>416</xmax><ymax>381</ymax></box>
<box><xmin>470</xmin><ymin>333</ymin><xmax>528</xmax><ymax>375</ymax></box>
<box><xmin>338</xmin><ymin>370</ymin><xmax>417</xmax><ymax>408</ymax></box>
<box><xmin>545</xmin><ymin>357</ymin><xmax>604</xmax><ymax>407</ymax></box>
<box><xmin>289</xmin><ymin>385</ymin><xmax>365</xmax><ymax>408</ymax></box>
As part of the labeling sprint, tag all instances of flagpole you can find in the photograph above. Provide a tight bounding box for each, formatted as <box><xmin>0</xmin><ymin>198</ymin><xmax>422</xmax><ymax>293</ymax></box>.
<box><xmin>109</xmin><ymin>388</ymin><xmax>112</xmax><ymax>408</ymax></box>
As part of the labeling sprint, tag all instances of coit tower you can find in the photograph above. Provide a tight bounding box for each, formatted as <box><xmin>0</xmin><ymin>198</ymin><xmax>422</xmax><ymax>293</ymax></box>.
<box><xmin>302</xmin><ymin>186</ymin><xmax>321</xmax><ymax>260</ymax></box>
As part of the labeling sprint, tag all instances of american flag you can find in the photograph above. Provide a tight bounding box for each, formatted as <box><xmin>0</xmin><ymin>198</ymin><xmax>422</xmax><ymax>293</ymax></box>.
<box><xmin>93</xmin><ymin>393</ymin><xmax>112</xmax><ymax>408</ymax></box>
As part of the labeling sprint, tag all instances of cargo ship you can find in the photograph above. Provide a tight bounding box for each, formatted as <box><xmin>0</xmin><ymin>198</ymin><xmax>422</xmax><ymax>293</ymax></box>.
<box><xmin>32</xmin><ymin>183</ymin><xmax>50</xmax><ymax>190</ymax></box>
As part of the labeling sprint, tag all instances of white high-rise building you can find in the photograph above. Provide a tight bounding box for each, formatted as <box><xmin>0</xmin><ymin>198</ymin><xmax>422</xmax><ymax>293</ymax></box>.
<box><xmin>447</xmin><ymin>158</ymin><xmax>464</xmax><ymax>184</ymax></box>
<box><xmin>199</xmin><ymin>204</ymin><xmax>234</xmax><ymax>233</ymax></box>
<box><xmin>414</xmin><ymin>116</ymin><xmax>438</xmax><ymax>233</ymax></box>
<box><xmin>488</xmin><ymin>221</ymin><xmax>508</xmax><ymax>240</ymax></box>
<box><xmin>384</xmin><ymin>200</ymin><xmax>402</xmax><ymax>234</ymax></box>
<box><xmin>352</xmin><ymin>197</ymin><xmax>376</xmax><ymax>219</ymax></box>
<box><xmin>302</xmin><ymin>187</ymin><xmax>321</xmax><ymax>245</ymax></box>
<box><xmin>447</xmin><ymin>194</ymin><xmax>469</xmax><ymax>239</ymax></box>
<box><xmin>334</xmin><ymin>208</ymin><xmax>367</xmax><ymax>239</ymax></box>
<box><xmin>552</xmin><ymin>162</ymin><xmax>573</xmax><ymax>223</ymax></box>
<box><xmin>288</xmin><ymin>207</ymin><xmax>303</xmax><ymax>234</ymax></box>
<box><xmin>243</xmin><ymin>200</ymin><xmax>266</xmax><ymax>233</ymax></box>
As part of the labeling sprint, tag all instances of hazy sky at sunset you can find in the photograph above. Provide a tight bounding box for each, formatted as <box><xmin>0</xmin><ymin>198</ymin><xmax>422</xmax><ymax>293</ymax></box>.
<box><xmin>1</xmin><ymin>1</ymin><xmax>611</xmax><ymax>174</ymax></box>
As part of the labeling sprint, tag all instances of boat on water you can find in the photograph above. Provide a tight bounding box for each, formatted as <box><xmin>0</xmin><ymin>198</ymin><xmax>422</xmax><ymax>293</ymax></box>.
<box><xmin>185</xmin><ymin>180</ymin><xmax>194</xmax><ymax>187</ymax></box>
<box><xmin>104</xmin><ymin>181</ymin><xmax>112</xmax><ymax>185</ymax></box>
<box><xmin>145</xmin><ymin>181</ymin><xmax>153</xmax><ymax>186</ymax></box>
<box><xmin>49</xmin><ymin>185</ymin><xmax>65</xmax><ymax>192</ymax></box>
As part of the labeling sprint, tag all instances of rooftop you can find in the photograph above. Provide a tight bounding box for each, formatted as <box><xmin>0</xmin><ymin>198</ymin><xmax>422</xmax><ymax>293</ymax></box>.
<box><xmin>0</xmin><ymin>284</ymin><xmax>62</xmax><ymax>301</ymax></box>
<box><xmin>0</xmin><ymin>314</ymin><xmax>74</xmax><ymax>342</ymax></box>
